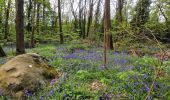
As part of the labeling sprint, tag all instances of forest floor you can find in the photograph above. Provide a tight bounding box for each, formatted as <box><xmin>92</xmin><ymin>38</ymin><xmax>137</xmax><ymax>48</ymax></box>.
<box><xmin>0</xmin><ymin>42</ymin><xmax>170</xmax><ymax>100</ymax></box>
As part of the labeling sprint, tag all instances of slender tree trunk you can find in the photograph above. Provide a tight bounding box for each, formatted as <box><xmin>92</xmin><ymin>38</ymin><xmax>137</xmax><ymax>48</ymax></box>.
<box><xmin>78</xmin><ymin>0</ymin><xmax>83</xmax><ymax>37</ymax></box>
<box><xmin>86</xmin><ymin>0</ymin><xmax>94</xmax><ymax>37</ymax></box>
<box><xmin>94</xmin><ymin>0</ymin><xmax>101</xmax><ymax>42</ymax></box>
<box><xmin>27</xmin><ymin>0</ymin><xmax>32</xmax><ymax>32</ymax></box>
<box><xmin>36</xmin><ymin>3</ymin><xmax>40</xmax><ymax>34</ymax></box>
<box><xmin>15</xmin><ymin>0</ymin><xmax>25</xmax><ymax>55</ymax></box>
<box><xmin>103</xmin><ymin>0</ymin><xmax>113</xmax><ymax>68</ymax></box>
<box><xmin>4</xmin><ymin>0</ymin><xmax>11</xmax><ymax>40</ymax></box>
<box><xmin>104</xmin><ymin>0</ymin><xmax>113</xmax><ymax>50</ymax></box>
<box><xmin>94</xmin><ymin>0</ymin><xmax>101</xmax><ymax>31</ymax></box>
<box><xmin>58</xmin><ymin>0</ymin><xmax>64</xmax><ymax>44</ymax></box>
<box><xmin>82</xmin><ymin>0</ymin><xmax>87</xmax><ymax>39</ymax></box>
<box><xmin>70</xmin><ymin>0</ymin><xmax>78</xmax><ymax>31</ymax></box>
<box><xmin>116</xmin><ymin>0</ymin><xmax>124</xmax><ymax>25</ymax></box>
<box><xmin>30</xmin><ymin>1</ymin><xmax>36</xmax><ymax>48</ymax></box>
<box><xmin>42</xmin><ymin>0</ymin><xmax>45</xmax><ymax>32</ymax></box>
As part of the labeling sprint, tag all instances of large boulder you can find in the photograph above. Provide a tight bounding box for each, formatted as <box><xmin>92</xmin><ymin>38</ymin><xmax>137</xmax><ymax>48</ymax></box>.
<box><xmin>0</xmin><ymin>53</ymin><xmax>60</xmax><ymax>99</ymax></box>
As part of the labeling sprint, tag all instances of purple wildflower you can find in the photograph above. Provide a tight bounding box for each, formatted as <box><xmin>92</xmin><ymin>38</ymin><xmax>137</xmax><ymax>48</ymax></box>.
<box><xmin>50</xmin><ymin>79</ymin><xmax>56</xmax><ymax>85</ymax></box>
<box><xmin>106</xmin><ymin>95</ymin><xmax>109</xmax><ymax>100</ymax></box>
<box><xmin>99</xmin><ymin>66</ymin><xmax>106</xmax><ymax>70</ymax></box>
<box><xmin>133</xmin><ymin>89</ymin><xmax>137</xmax><ymax>93</ymax></box>
<box><xmin>48</xmin><ymin>89</ymin><xmax>55</xmax><ymax>97</ymax></box>
<box><xmin>146</xmin><ymin>86</ymin><xmax>150</xmax><ymax>92</ymax></box>
<box><xmin>24</xmin><ymin>90</ymin><xmax>33</xmax><ymax>97</ymax></box>
<box><xmin>144</xmin><ymin>74</ymin><xmax>148</xmax><ymax>79</ymax></box>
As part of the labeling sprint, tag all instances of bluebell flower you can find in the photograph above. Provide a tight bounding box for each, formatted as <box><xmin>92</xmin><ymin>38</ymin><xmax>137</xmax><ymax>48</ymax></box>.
<box><xmin>134</xmin><ymin>82</ymin><xmax>139</xmax><ymax>86</ymax></box>
<box><xmin>24</xmin><ymin>90</ymin><xmax>33</xmax><ymax>97</ymax></box>
<box><xmin>50</xmin><ymin>79</ymin><xmax>56</xmax><ymax>85</ymax></box>
<box><xmin>112</xmin><ymin>52</ymin><xmax>119</xmax><ymax>56</ymax></box>
<box><xmin>64</xmin><ymin>93</ymin><xmax>67</xmax><ymax>97</ymax></box>
<box><xmin>133</xmin><ymin>89</ymin><xmax>137</xmax><ymax>93</ymax></box>
<box><xmin>144</xmin><ymin>74</ymin><xmax>148</xmax><ymax>79</ymax></box>
<box><xmin>106</xmin><ymin>95</ymin><xmax>109</xmax><ymax>100</ymax></box>
<box><xmin>48</xmin><ymin>89</ymin><xmax>55</xmax><ymax>97</ymax></box>
<box><xmin>40</xmin><ymin>96</ymin><xmax>43</xmax><ymax>100</ymax></box>
<box><xmin>146</xmin><ymin>86</ymin><xmax>150</xmax><ymax>92</ymax></box>
<box><xmin>112</xmin><ymin>80</ymin><xmax>114</xmax><ymax>84</ymax></box>
<box><xmin>147</xmin><ymin>95</ymin><xmax>151</xmax><ymax>100</ymax></box>
<box><xmin>64</xmin><ymin>53</ymin><xmax>77</xmax><ymax>59</ymax></box>
<box><xmin>99</xmin><ymin>66</ymin><xmax>106</xmax><ymax>70</ymax></box>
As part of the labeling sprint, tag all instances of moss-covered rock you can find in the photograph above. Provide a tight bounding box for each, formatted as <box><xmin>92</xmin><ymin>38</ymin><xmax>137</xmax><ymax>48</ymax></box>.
<box><xmin>0</xmin><ymin>53</ymin><xmax>60</xmax><ymax>99</ymax></box>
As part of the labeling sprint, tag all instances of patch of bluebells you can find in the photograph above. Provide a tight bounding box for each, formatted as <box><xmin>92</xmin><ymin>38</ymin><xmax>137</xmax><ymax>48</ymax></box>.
<box><xmin>25</xmin><ymin>45</ymin><xmax>170</xmax><ymax>99</ymax></box>
<box><xmin>24</xmin><ymin>90</ymin><xmax>35</xmax><ymax>97</ymax></box>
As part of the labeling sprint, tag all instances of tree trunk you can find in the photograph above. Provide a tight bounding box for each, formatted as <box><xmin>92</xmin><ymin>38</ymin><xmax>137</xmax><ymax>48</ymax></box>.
<box><xmin>0</xmin><ymin>46</ymin><xmax>6</xmax><ymax>57</ymax></box>
<box><xmin>4</xmin><ymin>0</ymin><xmax>11</xmax><ymax>41</ymax></box>
<box><xmin>58</xmin><ymin>0</ymin><xmax>64</xmax><ymax>44</ymax></box>
<box><xmin>30</xmin><ymin>1</ymin><xmax>36</xmax><ymax>48</ymax></box>
<box><xmin>103</xmin><ymin>0</ymin><xmax>113</xmax><ymax>68</ymax></box>
<box><xmin>70</xmin><ymin>0</ymin><xmax>78</xmax><ymax>31</ymax></box>
<box><xmin>36</xmin><ymin>3</ymin><xmax>40</xmax><ymax>34</ymax></box>
<box><xmin>78</xmin><ymin>0</ymin><xmax>83</xmax><ymax>37</ymax></box>
<box><xmin>104</xmin><ymin>0</ymin><xmax>113</xmax><ymax>50</ymax></box>
<box><xmin>86</xmin><ymin>0</ymin><xmax>94</xmax><ymax>37</ymax></box>
<box><xmin>42</xmin><ymin>0</ymin><xmax>45</xmax><ymax>32</ymax></box>
<box><xmin>116</xmin><ymin>0</ymin><xmax>124</xmax><ymax>25</ymax></box>
<box><xmin>94</xmin><ymin>0</ymin><xmax>101</xmax><ymax>31</ymax></box>
<box><xmin>82</xmin><ymin>0</ymin><xmax>87</xmax><ymax>39</ymax></box>
<box><xmin>15</xmin><ymin>0</ymin><xmax>25</xmax><ymax>55</ymax></box>
<box><xmin>27</xmin><ymin>0</ymin><xmax>32</xmax><ymax>32</ymax></box>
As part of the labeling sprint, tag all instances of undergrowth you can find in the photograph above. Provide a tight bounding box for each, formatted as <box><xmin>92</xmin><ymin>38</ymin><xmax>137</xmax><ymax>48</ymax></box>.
<box><xmin>0</xmin><ymin>43</ymin><xmax>170</xmax><ymax>100</ymax></box>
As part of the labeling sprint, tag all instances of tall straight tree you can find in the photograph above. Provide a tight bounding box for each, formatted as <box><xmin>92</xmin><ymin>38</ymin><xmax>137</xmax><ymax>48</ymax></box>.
<box><xmin>94</xmin><ymin>0</ymin><xmax>101</xmax><ymax>31</ymax></box>
<box><xmin>4</xmin><ymin>0</ymin><xmax>11</xmax><ymax>40</ymax></box>
<box><xmin>115</xmin><ymin>0</ymin><xmax>124</xmax><ymax>25</ymax></box>
<box><xmin>86</xmin><ymin>0</ymin><xmax>94</xmax><ymax>37</ymax></box>
<box><xmin>27</xmin><ymin>0</ymin><xmax>32</xmax><ymax>32</ymax></box>
<box><xmin>30</xmin><ymin>1</ymin><xmax>36</xmax><ymax>48</ymax></box>
<box><xmin>82</xmin><ymin>0</ymin><xmax>87</xmax><ymax>39</ymax></box>
<box><xmin>104</xmin><ymin>0</ymin><xmax>113</xmax><ymax>50</ymax></box>
<box><xmin>58</xmin><ymin>0</ymin><xmax>64</xmax><ymax>44</ymax></box>
<box><xmin>15</xmin><ymin>0</ymin><xmax>25</xmax><ymax>55</ymax></box>
<box><xmin>36</xmin><ymin>3</ymin><xmax>40</xmax><ymax>34</ymax></box>
<box><xmin>103</xmin><ymin>0</ymin><xmax>113</xmax><ymax>67</ymax></box>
